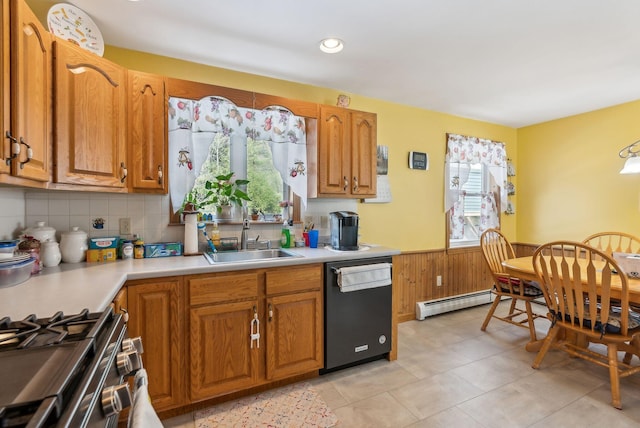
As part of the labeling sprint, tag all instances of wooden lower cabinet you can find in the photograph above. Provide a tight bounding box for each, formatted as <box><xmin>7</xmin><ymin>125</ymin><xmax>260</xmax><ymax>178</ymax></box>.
<box><xmin>190</xmin><ymin>300</ymin><xmax>260</xmax><ymax>400</ymax></box>
<box><xmin>266</xmin><ymin>290</ymin><xmax>323</xmax><ymax>380</ymax></box>
<box><xmin>265</xmin><ymin>266</ymin><xmax>323</xmax><ymax>381</ymax></box>
<box><xmin>122</xmin><ymin>265</ymin><xmax>323</xmax><ymax>414</ymax></box>
<box><xmin>188</xmin><ymin>269</ymin><xmax>260</xmax><ymax>401</ymax></box>
<box><xmin>188</xmin><ymin>265</ymin><xmax>323</xmax><ymax>402</ymax></box>
<box><xmin>126</xmin><ymin>277</ymin><xmax>186</xmax><ymax>412</ymax></box>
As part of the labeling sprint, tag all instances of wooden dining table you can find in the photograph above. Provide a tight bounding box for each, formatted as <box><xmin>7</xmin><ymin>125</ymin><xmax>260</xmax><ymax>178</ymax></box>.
<box><xmin>503</xmin><ymin>256</ymin><xmax>640</xmax><ymax>304</ymax></box>
<box><xmin>502</xmin><ymin>256</ymin><xmax>640</xmax><ymax>351</ymax></box>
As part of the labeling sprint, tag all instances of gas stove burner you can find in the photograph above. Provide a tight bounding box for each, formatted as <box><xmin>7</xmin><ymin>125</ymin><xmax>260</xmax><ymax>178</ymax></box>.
<box><xmin>0</xmin><ymin>309</ymin><xmax>107</xmax><ymax>351</ymax></box>
<box><xmin>0</xmin><ymin>307</ymin><xmax>138</xmax><ymax>428</ymax></box>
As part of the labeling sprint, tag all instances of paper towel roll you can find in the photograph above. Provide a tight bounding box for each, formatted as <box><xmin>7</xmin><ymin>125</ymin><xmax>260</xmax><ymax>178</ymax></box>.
<box><xmin>184</xmin><ymin>213</ymin><xmax>198</xmax><ymax>254</ymax></box>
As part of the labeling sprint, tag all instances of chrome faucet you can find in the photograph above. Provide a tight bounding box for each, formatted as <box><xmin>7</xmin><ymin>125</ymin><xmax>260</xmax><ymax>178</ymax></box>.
<box><xmin>240</xmin><ymin>219</ymin><xmax>250</xmax><ymax>250</ymax></box>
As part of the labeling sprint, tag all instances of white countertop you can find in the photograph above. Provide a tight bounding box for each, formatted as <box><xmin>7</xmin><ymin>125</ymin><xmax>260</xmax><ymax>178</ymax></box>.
<box><xmin>0</xmin><ymin>245</ymin><xmax>399</xmax><ymax>319</ymax></box>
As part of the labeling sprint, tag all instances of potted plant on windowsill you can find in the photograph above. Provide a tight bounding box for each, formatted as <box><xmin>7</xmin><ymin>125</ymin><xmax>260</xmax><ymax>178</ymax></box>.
<box><xmin>181</xmin><ymin>172</ymin><xmax>250</xmax><ymax>221</ymax></box>
<box><xmin>204</xmin><ymin>172</ymin><xmax>251</xmax><ymax>220</ymax></box>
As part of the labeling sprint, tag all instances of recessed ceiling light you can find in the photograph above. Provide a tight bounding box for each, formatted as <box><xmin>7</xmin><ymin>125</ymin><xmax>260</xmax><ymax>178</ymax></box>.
<box><xmin>319</xmin><ymin>38</ymin><xmax>344</xmax><ymax>54</ymax></box>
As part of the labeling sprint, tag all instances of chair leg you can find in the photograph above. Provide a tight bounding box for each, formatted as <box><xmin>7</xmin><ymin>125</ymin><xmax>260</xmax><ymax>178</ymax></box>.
<box><xmin>608</xmin><ymin>344</ymin><xmax>622</xmax><ymax>410</ymax></box>
<box><xmin>532</xmin><ymin>324</ymin><xmax>560</xmax><ymax>369</ymax></box>
<box><xmin>622</xmin><ymin>336</ymin><xmax>640</xmax><ymax>364</ymax></box>
<box><xmin>524</xmin><ymin>300</ymin><xmax>538</xmax><ymax>342</ymax></box>
<box><xmin>507</xmin><ymin>298</ymin><xmax>518</xmax><ymax>316</ymax></box>
<box><xmin>481</xmin><ymin>295</ymin><xmax>502</xmax><ymax>331</ymax></box>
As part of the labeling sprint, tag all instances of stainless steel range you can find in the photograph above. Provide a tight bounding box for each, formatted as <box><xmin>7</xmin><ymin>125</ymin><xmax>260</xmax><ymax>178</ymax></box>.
<box><xmin>0</xmin><ymin>307</ymin><xmax>142</xmax><ymax>427</ymax></box>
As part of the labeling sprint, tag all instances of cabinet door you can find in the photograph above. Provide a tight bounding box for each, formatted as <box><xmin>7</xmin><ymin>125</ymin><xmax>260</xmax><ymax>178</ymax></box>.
<box><xmin>8</xmin><ymin>0</ymin><xmax>52</xmax><ymax>182</ymax></box>
<box><xmin>350</xmin><ymin>110</ymin><xmax>377</xmax><ymax>197</ymax></box>
<box><xmin>265</xmin><ymin>289</ymin><xmax>323</xmax><ymax>380</ymax></box>
<box><xmin>127</xmin><ymin>277</ymin><xmax>185</xmax><ymax>411</ymax></box>
<box><xmin>111</xmin><ymin>287</ymin><xmax>127</xmax><ymax>315</ymax></box>
<box><xmin>128</xmin><ymin>70</ymin><xmax>167</xmax><ymax>193</ymax></box>
<box><xmin>190</xmin><ymin>299</ymin><xmax>260</xmax><ymax>400</ymax></box>
<box><xmin>1</xmin><ymin>0</ymin><xmax>9</xmax><ymax>175</ymax></box>
<box><xmin>54</xmin><ymin>40</ymin><xmax>127</xmax><ymax>188</ymax></box>
<box><xmin>318</xmin><ymin>105</ymin><xmax>350</xmax><ymax>196</ymax></box>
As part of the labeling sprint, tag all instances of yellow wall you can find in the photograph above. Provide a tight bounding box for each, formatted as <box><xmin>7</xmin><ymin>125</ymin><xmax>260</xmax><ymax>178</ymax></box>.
<box><xmin>104</xmin><ymin>47</ymin><xmax>517</xmax><ymax>251</ymax></box>
<box><xmin>517</xmin><ymin>100</ymin><xmax>640</xmax><ymax>244</ymax></box>
<box><xmin>25</xmin><ymin>0</ymin><xmax>640</xmax><ymax>250</ymax></box>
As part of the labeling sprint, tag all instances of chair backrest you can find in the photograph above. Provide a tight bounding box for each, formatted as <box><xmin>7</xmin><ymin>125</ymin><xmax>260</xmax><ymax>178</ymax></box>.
<box><xmin>582</xmin><ymin>232</ymin><xmax>640</xmax><ymax>256</ymax></box>
<box><xmin>533</xmin><ymin>241</ymin><xmax>631</xmax><ymax>336</ymax></box>
<box><xmin>480</xmin><ymin>229</ymin><xmax>519</xmax><ymax>292</ymax></box>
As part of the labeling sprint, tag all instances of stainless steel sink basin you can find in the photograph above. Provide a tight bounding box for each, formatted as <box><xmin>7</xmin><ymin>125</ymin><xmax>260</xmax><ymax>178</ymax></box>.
<box><xmin>203</xmin><ymin>249</ymin><xmax>301</xmax><ymax>264</ymax></box>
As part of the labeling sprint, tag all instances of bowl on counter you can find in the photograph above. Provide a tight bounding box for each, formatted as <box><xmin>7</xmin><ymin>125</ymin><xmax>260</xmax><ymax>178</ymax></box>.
<box><xmin>0</xmin><ymin>239</ymin><xmax>18</xmax><ymax>252</ymax></box>
<box><xmin>0</xmin><ymin>257</ymin><xmax>35</xmax><ymax>288</ymax></box>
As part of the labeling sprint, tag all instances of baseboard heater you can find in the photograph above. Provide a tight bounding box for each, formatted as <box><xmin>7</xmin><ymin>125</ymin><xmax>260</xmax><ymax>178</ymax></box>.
<box><xmin>415</xmin><ymin>290</ymin><xmax>496</xmax><ymax>320</ymax></box>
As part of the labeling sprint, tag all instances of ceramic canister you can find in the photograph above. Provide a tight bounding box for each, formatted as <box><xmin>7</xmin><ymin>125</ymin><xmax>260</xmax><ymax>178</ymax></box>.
<box><xmin>23</xmin><ymin>221</ymin><xmax>57</xmax><ymax>243</ymax></box>
<box><xmin>41</xmin><ymin>240</ymin><xmax>62</xmax><ymax>267</ymax></box>
<box><xmin>60</xmin><ymin>227</ymin><xmax>88</xmax><ymax>263</ymax></box>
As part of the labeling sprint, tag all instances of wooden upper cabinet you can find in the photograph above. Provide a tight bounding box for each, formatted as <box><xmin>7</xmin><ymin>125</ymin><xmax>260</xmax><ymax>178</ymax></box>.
<box><xmin>53</xmin><ymin>40</ymin><xmax>127</xmax><ymax>189</ymax></box>
<box><xmin>128</xmin><ymin>70</ymin><xmax>167</xmax><ymax>193</ymax></box>
<box><xmin>1</xmin><ymin>0</ymin><xmax>10</xmax><ymax>175</ymax></box>
<box><xmin>318</xmin><ymin>106</ymin><xmax>350</xmax><ymax>196</ymax></box>
<box><xmin>317</xmin><ymin>105</ymin><xmax>376</xmax><ymax>198</ymax></box>
<box><xmin>2</xmin><ymin>0</ymin><xmax>52</xmax><ymax>183</ymax></box>
<box><xmin>350</xmin><ymin>110</ymin><xmax>377</xmax><ymax>196</ymax></box>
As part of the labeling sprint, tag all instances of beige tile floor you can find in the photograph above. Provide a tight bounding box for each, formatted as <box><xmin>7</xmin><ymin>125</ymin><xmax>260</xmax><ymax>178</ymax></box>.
<box><xmin>164</xmin><ymin>301</ymin><xmax>640</xmax><ymax>427</ymax></box>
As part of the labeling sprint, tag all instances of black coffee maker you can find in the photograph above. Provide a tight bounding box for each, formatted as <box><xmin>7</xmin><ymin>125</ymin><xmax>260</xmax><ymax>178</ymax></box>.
<box><xmin>329</xmin><ymin>211</ymin><xmax>359</xmax><ymax>250</ymax></box>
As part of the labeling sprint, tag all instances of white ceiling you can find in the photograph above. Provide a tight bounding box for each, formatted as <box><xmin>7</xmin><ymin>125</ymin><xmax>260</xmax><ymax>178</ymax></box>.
<box><xmin>41</xmin><ymin>0</ymin><xmax>640</xmax><ymax>128</ymax></box>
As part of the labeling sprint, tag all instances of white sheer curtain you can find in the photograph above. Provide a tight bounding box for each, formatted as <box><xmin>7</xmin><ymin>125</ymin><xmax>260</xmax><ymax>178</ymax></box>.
<box><xmin>168</xmin><ymin>96</ymin><xmax>307</xmax><ymax>214</ymax></box>
<box><xmin>444</xmin><ymin>133</ymin><xmax>508</xmax><ymax>239</ymax></box>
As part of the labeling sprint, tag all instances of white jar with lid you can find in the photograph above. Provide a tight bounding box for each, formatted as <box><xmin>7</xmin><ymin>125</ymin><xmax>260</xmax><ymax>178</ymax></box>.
<box><xmin>60</xmin><ymin>227</ymin><xmax>88</xmax><ymax>263</ymax></box>
<box><xmin>41</xmin><ymin>240</ymin><xmax>62</xmax><ymax>267</ymax></box>
<box><xmin>23</xmin><ymin>221</ymin><xmax>57</xmax><ymax>243</ymax></box>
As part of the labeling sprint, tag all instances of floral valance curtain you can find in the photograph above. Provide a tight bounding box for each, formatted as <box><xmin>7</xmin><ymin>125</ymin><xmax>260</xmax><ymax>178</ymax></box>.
<box><xmin>167</xmin><ymin>96</ymin><xmax>307</xmax><ymax>214</ymax></box>
<box><xmin>444</xmin><ymin>133</ymin><xmax>507</xmax><ymax>239</ymax></box>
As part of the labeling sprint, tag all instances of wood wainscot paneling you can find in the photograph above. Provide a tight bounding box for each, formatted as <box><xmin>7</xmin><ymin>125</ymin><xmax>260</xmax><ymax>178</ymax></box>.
<box><xmin>394</xmin><ymin>247</ymin><xmax>494</xmax><ymax>323</ymax></box>
<box><xmin>513</xmin><ymin>242</ymin><xmax>539</xmax><ymax>257</ymax></box>
<box><xmin>394</xmin><ymin>250</ymin><xmax>445</xmax><ymax>323</ymax></box>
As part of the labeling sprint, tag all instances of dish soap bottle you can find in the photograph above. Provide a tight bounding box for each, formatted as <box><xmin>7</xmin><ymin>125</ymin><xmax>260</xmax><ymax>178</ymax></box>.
<box><xmin>280</xmin><ymin>221</ymin><xmax>291</xmax><ymax>248</ymax></box>
<box><xmin>211</xmin><ymin>222</ymin><xmax>220</xmax><ymax>247</ymax></box>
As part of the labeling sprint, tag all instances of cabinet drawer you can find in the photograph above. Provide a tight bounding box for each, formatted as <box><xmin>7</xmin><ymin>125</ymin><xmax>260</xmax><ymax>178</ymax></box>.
<box><xmin>189</xmin><ymin>272</ymin><xmax>259</xmax><ymax>306</ymax></box>
<box><xmin>266</xmin><ymin>264</ymin><xmax>322</xmax><ymax>295</ymax></box>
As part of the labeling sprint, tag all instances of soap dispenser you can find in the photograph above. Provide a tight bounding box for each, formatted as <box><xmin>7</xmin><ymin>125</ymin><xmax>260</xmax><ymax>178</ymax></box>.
<box><xmin>280</xmin><ymin>221</ymin><xmax>291</xmax><ymax>248</ymax></box>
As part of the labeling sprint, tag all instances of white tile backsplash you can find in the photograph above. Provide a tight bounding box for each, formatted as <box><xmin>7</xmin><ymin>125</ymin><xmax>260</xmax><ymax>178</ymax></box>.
<box><xmin>69</xmin><ymin>198</ymin><xmax>90</xmax><ymax>215</ymax></box>
<box><xmin>108</xmin><ymin>197</ymin><xmax>128</xmax><ymax>215</ymax></box>
<box><xmin>0</xmin><ymin>188</ymin><xmax>26</xmax><ymax>239</ymax></box>
<box><xmin>89</xmin><ymin>199</ymin><xmax>110</xmax><ymax>216</ymax></box>
<box><xmin>49</xmin><ymin>199</ymin><xmax>70</xmax><ymax>216</ymax></box>
<box><xmin>0</xmin><ymin>188</ymin><xmax>356</xmax><ymax>245</ymax></box>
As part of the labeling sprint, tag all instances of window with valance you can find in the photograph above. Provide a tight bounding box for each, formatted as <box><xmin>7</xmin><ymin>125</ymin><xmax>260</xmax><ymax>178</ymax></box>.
<box><xmin>444</xmin><ymin>133</ymin><xmax>508</xmax><ymax>247</ymax></box>
<box><xmin>168</xmin><ymin>96</ymin><xmax>308</xmax><ymax>218</ymax></box>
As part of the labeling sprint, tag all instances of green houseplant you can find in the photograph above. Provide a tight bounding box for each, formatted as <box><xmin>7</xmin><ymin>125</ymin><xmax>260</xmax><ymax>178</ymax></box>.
<box><xmin>182</xmin><ymin>172</ymin><xmax>251</xmax><ymax>217</ymax></box>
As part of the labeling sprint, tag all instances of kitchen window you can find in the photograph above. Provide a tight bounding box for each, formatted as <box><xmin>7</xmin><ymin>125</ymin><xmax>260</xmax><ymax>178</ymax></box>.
<box><xmin>167</xmin><ymin>96</ymin><xmax>307</xmax><ymax>220</ymax></box>
<box><xmin>444</xmin><ymin>133</ymin><xmax>508</xmax><ymax>248</ymax></box>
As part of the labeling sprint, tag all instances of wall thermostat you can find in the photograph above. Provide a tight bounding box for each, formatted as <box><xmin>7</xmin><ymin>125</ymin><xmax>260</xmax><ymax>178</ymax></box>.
<box><xmin>409</xmin><ymin>151</ymin><xmax>428</xmax><ymax>170</ymax></box>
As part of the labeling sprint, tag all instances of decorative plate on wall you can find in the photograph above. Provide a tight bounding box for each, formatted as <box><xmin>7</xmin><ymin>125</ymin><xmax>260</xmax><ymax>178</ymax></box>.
<box><xmin>47</xmin><ymin>3</ymin><xmax>104</xmax><ymax>56</ymax></box>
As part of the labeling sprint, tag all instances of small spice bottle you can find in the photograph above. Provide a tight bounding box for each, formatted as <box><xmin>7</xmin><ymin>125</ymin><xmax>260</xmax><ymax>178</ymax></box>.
<box><xmin>121</xmin><ymin>240</ymin><xmax>134</xmax><ymax>259</ymax></box>
<box><xmin>134</xmin><ymin>239</ymin><xmax>145</xmax><ymax>259</ymax></box>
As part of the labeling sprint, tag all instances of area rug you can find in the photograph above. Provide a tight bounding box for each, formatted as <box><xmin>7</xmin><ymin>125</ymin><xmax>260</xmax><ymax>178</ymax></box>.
<box><xmin>194</xmin><ymin>382</ymin><xmax>338</xmax><ymax>428</ymax></box>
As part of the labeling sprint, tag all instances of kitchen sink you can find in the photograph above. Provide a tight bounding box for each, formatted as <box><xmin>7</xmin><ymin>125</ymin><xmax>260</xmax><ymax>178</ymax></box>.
<box><xmin>203</xmin><ymin>248</ymin><xmax>301</xmax><ymax>264</ymax></box>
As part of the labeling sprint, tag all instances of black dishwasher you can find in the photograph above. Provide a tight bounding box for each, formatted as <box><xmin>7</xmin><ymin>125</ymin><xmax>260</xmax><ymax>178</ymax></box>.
<box><xmin>322</xmin><ymin>257</ymin><xmax>392</xmax><ymax>373</ymax></box>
